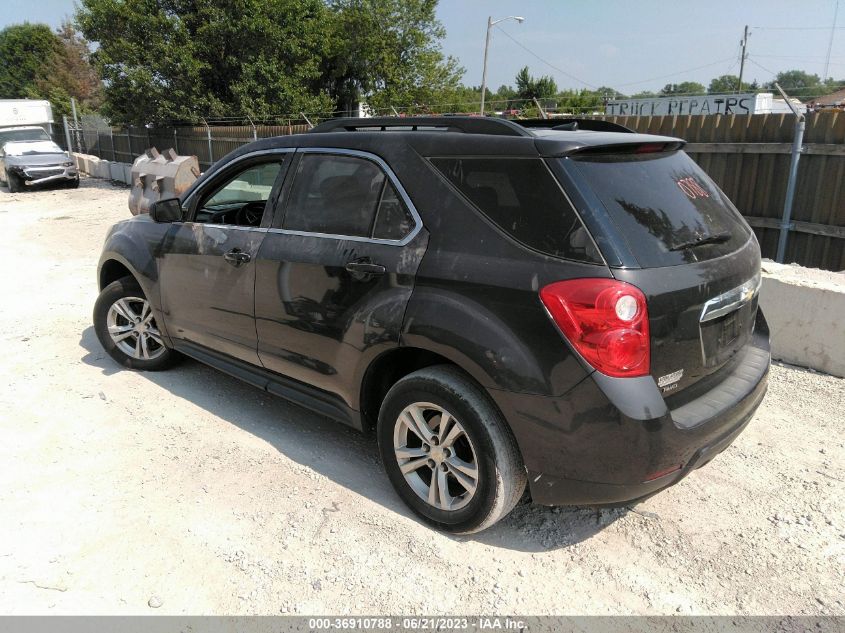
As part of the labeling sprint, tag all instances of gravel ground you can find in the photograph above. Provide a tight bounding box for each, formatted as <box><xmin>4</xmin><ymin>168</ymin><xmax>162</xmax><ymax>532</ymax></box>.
<box><xmin>0</xmin><ymin>178</ymin><xmax>843</xmax><ymax>616</ymax></box>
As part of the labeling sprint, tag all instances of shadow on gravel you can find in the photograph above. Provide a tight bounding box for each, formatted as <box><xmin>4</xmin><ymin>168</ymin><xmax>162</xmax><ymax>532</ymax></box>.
<box><xmin>79</xmin><ymin>325</ymin><xmax>622</xmax><ymax>550</ymax></box>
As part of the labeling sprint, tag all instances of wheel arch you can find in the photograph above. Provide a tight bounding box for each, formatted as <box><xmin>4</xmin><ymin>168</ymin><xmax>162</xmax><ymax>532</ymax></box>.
<box><xmin>99</xmin><ymin>258</ymin><xmax>135</xmax><ymax>291</ymax></box>
<box><xmin>359</xmin><ymin>347</ymin><xmax>466</xmax><ymax>432</ymax></box>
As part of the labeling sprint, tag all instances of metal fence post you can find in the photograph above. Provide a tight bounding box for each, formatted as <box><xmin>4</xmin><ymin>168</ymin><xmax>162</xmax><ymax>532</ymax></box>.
<box><xmin>110</xmin><ymin>128</ymin><xmax>115</xmax><ymax>162</ymax></box>
<box><xmin>70</xmin><ymin>97</ymin><xmax>83</xmax><ymax>152</ymax></box>
<box><xmin>173</xmin><ymin>128</ymin><xmax>179</xmax><ymax>154</ymax></box>
<box><xmin>202</xmin><ymin>119</ymin><xmax>213</xmax><ymax>166</ymax></box>
<box><xmin>774</xmin><ymin>83</ymin><xmax>806</xmax><ymax>264</ymax></box>
<box><xmin>126</xmin><ymin>127</ymin><xmax>131</xmax><ymax>161</ymax></box>
<box><xmin>63</xmin><ymin>115</ymin><xmax>73</xmax><ymax>154</ymax></box>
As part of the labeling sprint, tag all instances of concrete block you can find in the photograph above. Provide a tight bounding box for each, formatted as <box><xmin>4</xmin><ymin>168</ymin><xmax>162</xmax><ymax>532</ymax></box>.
<box><xmin>109</xmin><ymin>162</ymin><xmax>123</xmax><ymax>181</ymax></box>
<box><xmin>72</xmin><ymin>152</ymin><xmax>133</xmax><ymax>184</ymax></box>
<box><xmin>759</xmin><ymin>261</ymin><xmax>845</xmax><ymax>378</ymax></box>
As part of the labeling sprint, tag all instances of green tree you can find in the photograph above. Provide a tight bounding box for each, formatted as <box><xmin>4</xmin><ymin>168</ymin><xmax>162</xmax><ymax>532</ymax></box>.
<box><xmin>514</xmin><ymin>66</ymin><xmax>558</xmax><ymax>101</ymax></box>
<box><xmin>660</xmin><ymin>81</ymin><xmax>706</xmax><ymax>96</ymax></box>
<box><xmin>0</xmin><ymin>21</ymin><xmax>102</xmax><ymax>122</ymax></box>
<box><xmin>0</xmin><ymin>22</ymin><xmax>60</xmax><ymax>98</ymax></box>
<box><xmin>709</xmin><ymin>74</ymin><xmax>743</xmax><ymax>94</ymax></box>
<box><xmin>77</xmin><ymin>0</ymin><xmax>335</xmax><ymax>124</ymax></box>
<box><xmin>765</xmin><ymin>69</ymin><xmax>822</xmax><ymax>94</ymax></box>
<box><xmin>630</xmin><ymin>90</ymin><xmax>658</xmax><ymax>99</ymax></box>
<box><xmin>324</xmin><ymin>0</ymin><xmax>463</xmax><ymax>113</ymax></box>
<box><xmin>36</xmin><ymin>21</ymin><xmax>103</xmax><ymax>120</ymax></box>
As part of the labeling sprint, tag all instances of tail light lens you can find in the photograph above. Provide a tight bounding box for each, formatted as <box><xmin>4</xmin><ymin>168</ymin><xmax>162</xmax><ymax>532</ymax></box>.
<box><xmin>539</xmin><ymin>278</ymin><xmax>650</xmax><ymax>378</ymax></box>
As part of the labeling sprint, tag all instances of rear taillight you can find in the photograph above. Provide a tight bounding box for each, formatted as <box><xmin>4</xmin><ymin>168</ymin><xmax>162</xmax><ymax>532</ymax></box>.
<box><xmin>539</xmin><ymin>278</ymin><xmax>650</xmax><ymax>378</ymax></box>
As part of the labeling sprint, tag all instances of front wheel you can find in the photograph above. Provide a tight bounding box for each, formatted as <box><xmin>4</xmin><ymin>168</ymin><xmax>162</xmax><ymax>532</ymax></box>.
<box><xmin>93</xmin><ymin>276</ymin><xmax>178</xmax><ymax>371</ymax></box>
<box><xmin>377</xmin><ymin>365</ymin><xmax>526</xmax><ymax>533</ymax></box>
<box><xmin>7</xmin><ymin>172</ymin><xmax>23</xmax><ymax>193</ymax></box>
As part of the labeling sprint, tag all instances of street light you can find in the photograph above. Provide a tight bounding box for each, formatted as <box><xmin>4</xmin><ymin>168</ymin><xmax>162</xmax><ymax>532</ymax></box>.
<box><xmin>480</xmin><ymin>15</ymin><xmax>525</xmax><ymax>115</ymax></box>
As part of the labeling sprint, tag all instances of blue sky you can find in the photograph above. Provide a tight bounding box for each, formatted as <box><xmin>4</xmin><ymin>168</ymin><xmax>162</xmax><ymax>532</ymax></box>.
<box><xmin>3</xmin><ymin>0</ymin><xmax>843</xmax><ymax>95</ymax></box>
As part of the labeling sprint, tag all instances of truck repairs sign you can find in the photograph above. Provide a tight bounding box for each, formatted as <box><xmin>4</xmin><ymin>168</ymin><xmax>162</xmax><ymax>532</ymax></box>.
<box><xmin>606</xmin><ymin>93</ymin><xmax>758</xmax><ymax>116</ymax></box>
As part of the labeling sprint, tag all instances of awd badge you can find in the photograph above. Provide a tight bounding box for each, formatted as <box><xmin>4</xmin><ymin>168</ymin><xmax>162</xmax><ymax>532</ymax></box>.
<box><xmin>658</xmin><ymin>368</ymin><xmax>684</xmax><ymax>389</ymax></box>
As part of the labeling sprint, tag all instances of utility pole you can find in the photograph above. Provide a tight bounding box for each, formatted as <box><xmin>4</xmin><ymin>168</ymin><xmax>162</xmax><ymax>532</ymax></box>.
<box><xmin>480</xmin><ymin>15</ymin><xmax>524</xmax><ymax>115</ymax></box>
<box><xmin>824</xmin><ymin>0</ymin><xmax>839</xmax><ymax>81</ymax></box>
<box><xmin>480</xmin><ymin>16</ymin><xmax>493</xmax><ymax>115</ymax></box>
<box><xmin>737</xmin><ymin>25</ymin><xmax>749</xmax><ymax>93</ymax></box>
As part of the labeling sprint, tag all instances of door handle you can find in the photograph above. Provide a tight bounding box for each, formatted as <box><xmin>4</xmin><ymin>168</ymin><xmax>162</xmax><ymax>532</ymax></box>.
<box><xmin>345</xmin><ymin>259</ymin><xmax>386</xmax><ymax>276</ymax></box>
<box><xmin>223</xmin><ymin>248</ymin><xmax>251</xmax><ymax>267</ymax></box>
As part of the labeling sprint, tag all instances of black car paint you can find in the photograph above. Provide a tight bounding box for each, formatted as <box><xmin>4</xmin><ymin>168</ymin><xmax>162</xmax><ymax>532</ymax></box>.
<box><xmin>98</xmin><ymin>122</ymin><xmax>769</xmax><ymax>507</ymax></box>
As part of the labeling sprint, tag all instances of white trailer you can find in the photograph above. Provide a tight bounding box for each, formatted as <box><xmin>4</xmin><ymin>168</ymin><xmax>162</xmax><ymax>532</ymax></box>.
<box><xmin>0</xmin><ymin>99</ymin><xmax>54</xmax><ymax>134</ymax></box>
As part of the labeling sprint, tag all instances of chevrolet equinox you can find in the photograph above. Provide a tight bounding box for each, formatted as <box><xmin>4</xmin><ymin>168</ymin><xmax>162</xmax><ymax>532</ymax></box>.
<box><xmin>93</xmin><ymin>117</ymin><xmax>770</xmax><ymax>533</ymax></box>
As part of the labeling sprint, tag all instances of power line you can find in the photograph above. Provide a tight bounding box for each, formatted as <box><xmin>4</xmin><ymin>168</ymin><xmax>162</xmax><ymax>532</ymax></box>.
<box><xmin>493</xmin><ymin>26</ymin><xmax>597</xmax><ymax>89</ymax></box>
<box><xmin>751</xmin><ymin>25</ymin><xmax>845</xmax><ymax>30</ymax></box>
<box><xmin>614</xmin><ymin>56</ymin><xmax>739</xmax><ymax>88</ymax></box>
<box><xmin>824</xmin><ymin>0</ymin><xmax>840</xmax><ymax>79</ymax></box>
<box><xmin>746</xmin><ymin>56</ymin><xmax>778</xmax><ymax>76</ymax></box>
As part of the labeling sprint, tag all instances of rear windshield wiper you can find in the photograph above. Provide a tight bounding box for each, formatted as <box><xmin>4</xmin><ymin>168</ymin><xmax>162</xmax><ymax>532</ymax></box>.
<box><xmin>669</xmin><ymin>231</ymin><xmax>731</xmax><ymax>251</ymax></box>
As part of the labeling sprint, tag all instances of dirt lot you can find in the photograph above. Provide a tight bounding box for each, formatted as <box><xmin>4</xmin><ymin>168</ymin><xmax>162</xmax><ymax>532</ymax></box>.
<box><xmin>0</xmin><ymin>178</ymin><xmax>843</xmax><ymax>616</ymax></box>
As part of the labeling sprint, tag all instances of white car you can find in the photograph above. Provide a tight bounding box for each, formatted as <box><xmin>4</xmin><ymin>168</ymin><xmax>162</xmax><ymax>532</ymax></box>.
<box><xmin>0</xmin><ymin>126</ymin><xmax>78</xmax><ymax>192</ymax></box>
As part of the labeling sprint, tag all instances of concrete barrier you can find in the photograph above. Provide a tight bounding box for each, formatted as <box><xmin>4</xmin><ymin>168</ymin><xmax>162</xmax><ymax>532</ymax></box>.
<box><xmin>72</xmin><ymin>152</ymin><xmax>132</xmax><ymax>186</ymax></box>
<box><xmin>759</xmin><ymin>261</ymin><xmax>845</xmax><ymax>378</ymax></box>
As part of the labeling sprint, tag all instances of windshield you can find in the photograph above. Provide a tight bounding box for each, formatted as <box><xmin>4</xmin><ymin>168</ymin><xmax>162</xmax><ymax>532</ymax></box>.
<box><xmin>3</xmin><ymin>140</ymin><xmax>64</xmax><ymax>156</ymax></box>
<box><xmin>0</xmin><ymin>128</ymin><xmax>51</xmax><ymax>146</ymax></box>
<box><xmin>567</xmin><ymin>150</ymin><xmax>751</xmax><ymax>267</ymax></box>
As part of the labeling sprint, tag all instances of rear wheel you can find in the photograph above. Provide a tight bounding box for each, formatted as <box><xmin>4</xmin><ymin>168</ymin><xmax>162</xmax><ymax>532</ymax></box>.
<box><xmin>93</xmin><ymin>276</ymin><xmax>178</xmax><ymax>371</ymax></box>
<box><xmin>377</xmin><ymin>365</ymin><xmax>526</xmax><ymax>533</ymax></box>
<box><xmin>7</xmin><ymin>172</ymin><xmax>23</xmax><ymax>193</ymax></box>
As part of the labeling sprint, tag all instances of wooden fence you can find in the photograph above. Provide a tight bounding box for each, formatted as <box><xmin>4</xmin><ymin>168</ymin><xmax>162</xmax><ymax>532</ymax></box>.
<box><xmin>75</xmin><ymin>112</ymin><xmax>845</xmax><ymax>271</ymax></box>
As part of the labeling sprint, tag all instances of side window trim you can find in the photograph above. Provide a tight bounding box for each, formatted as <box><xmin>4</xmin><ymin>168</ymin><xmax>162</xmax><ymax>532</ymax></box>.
<box><xmin>182</xmin><ymin>148</ymin><xmax>295</xmax><ymax>229</ymax></box>
<box><xmin>269</xmin><ymin>147</ymin><xmax>422</xmax><ymax>246</ymax></box>
<box><xmin>368</xmin><ymin>176</ymin><xmax>391</xmax><ymax>237</ymax></box>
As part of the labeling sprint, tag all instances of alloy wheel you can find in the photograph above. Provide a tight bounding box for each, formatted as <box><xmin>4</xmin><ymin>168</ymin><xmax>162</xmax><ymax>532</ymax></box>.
<box><xmin>393</xmin><ymin>402</ymin><xmax>479</xmax><ymax>511</ymax></box>
<box><xmin>106</xmin><ymin>296</ymin><xmax>166</xmax><ymax>361</ymax></box>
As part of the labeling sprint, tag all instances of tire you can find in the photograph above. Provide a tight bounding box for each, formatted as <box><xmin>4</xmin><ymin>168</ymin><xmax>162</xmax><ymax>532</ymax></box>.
<box><xmin>65</xmin><ymin>177</ymin><xmax>80</xmax><ymax>189</ymax></box>
<box><xmin>93</xmin><ymin>276</ymin><xmax>178</xmax><ymax>371</ymax></box>
<box><xmin>7</xmin><ymin>172</ymin><xmax>23</xmax><ymax>193</ymax></box>
<box><xmin>377</xmin><ymin>365</ymin><xmax>526</xmax><ymax>533</ymax></box>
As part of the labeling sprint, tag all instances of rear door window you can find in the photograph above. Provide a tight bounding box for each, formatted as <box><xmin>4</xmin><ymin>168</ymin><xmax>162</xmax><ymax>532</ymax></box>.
<box><xmin>282</xmin><ymin>153</ymin><xmax>415</xmax><ymax>241</ymax></box>
<box><xmin>430</xmin><ymin>157</ymin><xmax>601</xmax><ymax>263</ymax></box>
<box><xmin>568</xmin><ymin>151</ymin><xmax>751</xmax><ymax>267</ymax></box>
<box><xmin>283</xmin><ymin>154</ymin><xmax>384</xmax><ymax>237</ymax></box>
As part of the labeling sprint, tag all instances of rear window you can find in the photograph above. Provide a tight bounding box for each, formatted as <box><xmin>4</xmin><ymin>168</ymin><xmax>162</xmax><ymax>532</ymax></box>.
<box><xmin>430</xmin><ymin>157</ymin><xmax>602</xmax><ymax>264</ymax></box>
<box><xmin>568</xmin><ymin>151</ymin><xmax>751</xmax><ymax>267</ymax></box>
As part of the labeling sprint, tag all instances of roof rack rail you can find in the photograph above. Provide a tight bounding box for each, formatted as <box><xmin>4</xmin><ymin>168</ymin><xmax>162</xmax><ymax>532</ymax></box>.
<box><xmin>516</xmin><ymin>118</ymin><xmax>635</xmax><ymax>133</ymax></box>
<box><xmin>309</xmin><ymin>116</ymin><xmax>532</xmax><ymax>137</ymax></box>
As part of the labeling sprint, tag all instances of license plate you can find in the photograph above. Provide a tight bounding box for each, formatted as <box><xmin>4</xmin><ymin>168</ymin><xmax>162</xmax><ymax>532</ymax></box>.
<box><xmin>718</xmin><ymin>313</ymin><xmax>740</xmax><ymax>347</ymax></box>
<box><xmin>700</xmin><ymin>302</ymin><xmax>755</xmax><ymax>368</ymax></box>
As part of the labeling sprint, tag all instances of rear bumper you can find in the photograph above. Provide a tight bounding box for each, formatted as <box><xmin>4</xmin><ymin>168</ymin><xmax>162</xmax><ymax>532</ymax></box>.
<box><xmin>490</xmin><ymin>312</ymin><xmax>770</xmax><ymax>506</ymax></box>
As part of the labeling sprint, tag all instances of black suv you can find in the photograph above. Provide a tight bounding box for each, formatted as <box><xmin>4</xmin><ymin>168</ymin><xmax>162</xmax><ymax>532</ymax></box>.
<box><xmin>93</xmin><ymin>117</ymin><xmax>770</xmax><ymax>533</ymax></box>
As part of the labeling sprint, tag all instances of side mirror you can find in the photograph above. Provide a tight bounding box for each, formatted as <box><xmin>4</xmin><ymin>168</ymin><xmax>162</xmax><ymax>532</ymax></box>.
<box><xmin>150</xmin><ymin>197</ymin><xmax>182</xmax><ymax>223</ymax></box>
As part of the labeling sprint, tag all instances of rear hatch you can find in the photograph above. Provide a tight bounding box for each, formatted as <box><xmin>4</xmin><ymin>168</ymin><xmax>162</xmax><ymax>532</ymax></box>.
<box><xmin>560</xmin><ymin>148</ymin><xmax>760</xmax><ymax>395</ymax></box>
